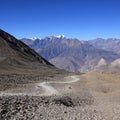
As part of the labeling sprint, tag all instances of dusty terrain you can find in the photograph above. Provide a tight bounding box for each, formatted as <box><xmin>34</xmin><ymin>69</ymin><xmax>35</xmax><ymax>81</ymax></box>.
<box><xmin>0</xmin><ymin>71</ymin><xmax>120</xmax><ymax>120</ymax></box>
<box><xmin>0</xmin><ymin>29</ymin><xmax>120</xmax><ymax>120</ymax></box>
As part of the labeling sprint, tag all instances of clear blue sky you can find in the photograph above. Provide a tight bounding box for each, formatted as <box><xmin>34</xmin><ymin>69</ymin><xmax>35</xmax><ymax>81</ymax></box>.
<box><xmin>0</xmin><ymin>0</ymin><xmax>120</xmax><ymax>40</ymax></box>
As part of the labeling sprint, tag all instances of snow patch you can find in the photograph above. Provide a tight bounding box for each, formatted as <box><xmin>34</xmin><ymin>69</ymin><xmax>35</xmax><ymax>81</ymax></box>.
<box><xmin>55</xmin><ymin>35</ymin><xmax>65</xmax><ymax>38</ymax></box>
<box><xmin>30</xmin><ymin>37</ymin><xmax>41</xmax><ymax>40</ymax></box>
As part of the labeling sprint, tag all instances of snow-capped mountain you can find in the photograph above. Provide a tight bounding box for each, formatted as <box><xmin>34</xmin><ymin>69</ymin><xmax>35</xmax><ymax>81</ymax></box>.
<box><xmin>24</xmin><ymin>35</ymin><xmax>66</xmax><ymax>41</ymax></box>
<box><xmin>29</xmin><ymin>37</ymin><xmax>41</xmax><ymax>40</ymax></box>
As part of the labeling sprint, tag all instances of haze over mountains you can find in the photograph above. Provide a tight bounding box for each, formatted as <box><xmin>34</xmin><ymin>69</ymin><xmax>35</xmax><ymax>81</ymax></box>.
<box><xmin>87</xmin><ymin>38</ymin><xmax>120</xmax><ymax>54</ymax></box>
<box><xmin>21</xmin><ymin>36</ymin><xmax>120</xmax><ymax>72</ymax></box>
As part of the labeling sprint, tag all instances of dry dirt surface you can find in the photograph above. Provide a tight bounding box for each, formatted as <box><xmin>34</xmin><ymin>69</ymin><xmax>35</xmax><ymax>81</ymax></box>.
<box><xmin>0</xmin><ymin>72</ymin><xmax>120</xmax><ymax>120</ymax></box>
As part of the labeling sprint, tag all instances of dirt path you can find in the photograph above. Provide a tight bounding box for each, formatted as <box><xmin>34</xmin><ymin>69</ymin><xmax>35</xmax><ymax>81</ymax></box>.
<box><xmin>0</xmin><ymin>75</ymin><xmax>80</xmax><ymax>96</ymax></box>
<box><xmin>37</xmin><ymin>75</ymin><xmax>80</xmax><ymax>96</ymax></box>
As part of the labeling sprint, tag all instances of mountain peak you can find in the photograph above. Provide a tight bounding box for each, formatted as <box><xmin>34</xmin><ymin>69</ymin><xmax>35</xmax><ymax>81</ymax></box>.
<box><xmin>30</xmin><ymin>37</ymin><xmax>41</xmax><ymax>40</ymax></box>
<box><xmin>46</xmin><ymin>35</ymin><xmax>66</xmax><ymax>39</ymax></box>
<box><xmin>97</xmin><ymin>58</ymin><xmax>107</xmax><ymax>67</ymax></box>
<box><xmin>27</xmin><ymin>35</ymin><xmax>66</xmax><ymax>41</ymax></box>
<box><xmin>55</xmin><ymin>35</ymin><xmax>65</xmax><ymax>38</ymax></box>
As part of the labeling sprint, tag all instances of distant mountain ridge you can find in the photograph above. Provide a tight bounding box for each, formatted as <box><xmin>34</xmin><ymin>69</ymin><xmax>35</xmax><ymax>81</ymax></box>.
<box><xmin>21</xmin><ymin>36</ymin><xmax>120</xmax><ymax>72</ymax></box>
<box><xmin>87</xmin><ymin>38</ymin><xmax>120</xmax><ymax>54</ymax></box>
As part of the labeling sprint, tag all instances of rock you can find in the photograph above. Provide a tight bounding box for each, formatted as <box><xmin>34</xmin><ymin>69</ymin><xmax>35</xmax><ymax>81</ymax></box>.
<box><xmin>54</xmin><ymin>96</ymin><xmax>74</xmax><ymax>107</ymax></box>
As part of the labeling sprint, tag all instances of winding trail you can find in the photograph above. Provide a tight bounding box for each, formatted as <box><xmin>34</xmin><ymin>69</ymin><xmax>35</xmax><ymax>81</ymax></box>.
<box><xmin>37</xmin><ymin>75</ymin><xmax>80</xmax><ymax>96</ymax></box>
<box><xmin>0</xmin><ymin>75</ymin><xmax>80</xmax><ymax>96</ymax></box>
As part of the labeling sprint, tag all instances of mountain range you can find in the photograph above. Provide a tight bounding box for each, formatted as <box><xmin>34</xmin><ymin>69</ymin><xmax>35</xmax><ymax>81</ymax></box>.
<box><xmin>21</xmin><ymin>36</ymin><xmax>120</xmax><ymax>72</ymax></box>
<box><xmin>87</xmin><ymin>38</ymin><xmax>120</xmax><ymax>54</ymax></box>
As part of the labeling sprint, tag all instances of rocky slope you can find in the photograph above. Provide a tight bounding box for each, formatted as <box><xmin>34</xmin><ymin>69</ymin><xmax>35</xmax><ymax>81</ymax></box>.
<box><xmin>1</xmin><ymin>72</ymin><xmax>120</xmax><ymax>120</ymax></box>
<box><xmin>0</xmin><ymin>29</ymin><xmax>55</xmax><ymax>73</ymax></box>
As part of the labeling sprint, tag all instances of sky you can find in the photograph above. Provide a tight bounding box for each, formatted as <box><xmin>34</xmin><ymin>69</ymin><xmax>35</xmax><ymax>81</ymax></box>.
<box><xmin>0</xmin><ymin>0</ymin><xmax>120</xmax><ymax>40</ymax></box>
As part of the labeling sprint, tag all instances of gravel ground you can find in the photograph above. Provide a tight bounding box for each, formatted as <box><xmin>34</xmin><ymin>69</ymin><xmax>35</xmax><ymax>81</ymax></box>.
<box><xmin>1</xmin><ymin>95</ymin><xmax>120</xmax><ymax>120</ymax></box>
<box><xmin>0</xmin><ymin>95</ymin><xmax>94</xmax><ymax>120</ymax></box>
<box><xmin>0</xmin><ymin>73</ymin><xmax>120</xmax><ymax>120</ymax></box>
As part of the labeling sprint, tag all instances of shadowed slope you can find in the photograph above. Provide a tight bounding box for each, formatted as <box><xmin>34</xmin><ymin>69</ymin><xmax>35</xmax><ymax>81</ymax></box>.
<box><xmin>0</xmin><ymin>29</ymin><xmax>59</xmax><ymax>74</ymax></box>
<box><xmin>0</xmin><ymin>29</ymin><xmax>52</xmax><ymax>65</ymax></box>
